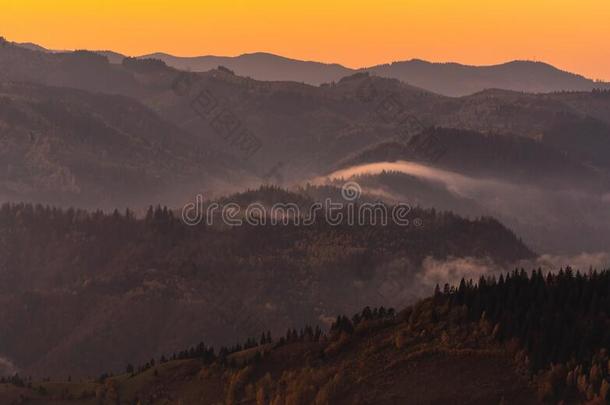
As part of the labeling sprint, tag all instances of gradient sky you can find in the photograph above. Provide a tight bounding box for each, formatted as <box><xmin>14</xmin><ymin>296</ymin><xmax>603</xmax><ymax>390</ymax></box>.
<box><xmin>2</xmin><ymin>0</ymin><xmax>609</xmax><ymax>80</ymax></box>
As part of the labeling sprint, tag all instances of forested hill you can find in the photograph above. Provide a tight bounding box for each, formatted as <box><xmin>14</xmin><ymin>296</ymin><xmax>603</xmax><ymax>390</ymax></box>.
<box><xmin>0</xmin><ymin>194</ymin><xmax>533</xmax><ymax>377</ymax></box>
<box><xmin>1</xmin><ymin>269</ymin><xmax>608</xmax><ymax>404</ymax></box>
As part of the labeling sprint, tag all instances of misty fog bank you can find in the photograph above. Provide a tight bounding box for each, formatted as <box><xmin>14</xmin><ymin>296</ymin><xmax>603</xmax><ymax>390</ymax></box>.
<box><xmin>319</xmin><ymin>161</ymin><xmax>610</xmax><ymax>255</ymax></box>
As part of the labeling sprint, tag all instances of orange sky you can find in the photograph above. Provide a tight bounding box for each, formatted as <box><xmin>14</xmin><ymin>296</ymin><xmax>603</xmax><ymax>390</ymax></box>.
<box><xmin>2</xmin><ymin>0</ymin><xmax>610</xmax><ymax>80</ymax></box>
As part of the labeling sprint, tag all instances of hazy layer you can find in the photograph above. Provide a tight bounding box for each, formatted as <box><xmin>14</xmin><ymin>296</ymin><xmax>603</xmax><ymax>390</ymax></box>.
<box><xmin>321</xmin><ymin>161</ymin><xmax>610</xmax><ymax>255</ymax></box>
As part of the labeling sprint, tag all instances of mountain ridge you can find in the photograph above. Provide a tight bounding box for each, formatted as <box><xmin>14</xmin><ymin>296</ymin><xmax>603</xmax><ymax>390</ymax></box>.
<box><xmin>7</xmin><ymin>37</ymin><xmax>609</xmax><ymax>96</ymax></box>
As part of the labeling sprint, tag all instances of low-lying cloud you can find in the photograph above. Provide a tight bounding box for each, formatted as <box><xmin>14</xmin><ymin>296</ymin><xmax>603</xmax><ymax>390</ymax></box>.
<box><xmin>318</xmin><ymin>160</ymin><xmax>610</xmax><ymax>255</ymax></box>
<box><xmin>369</xmin><ymin>252</ymin><xmax>610</xmax><ymax>309</ymax></box>
<box><xmin>418</xmin><ymin>256</ymin><xmax>496</xmax><ymax>290</ymax></box>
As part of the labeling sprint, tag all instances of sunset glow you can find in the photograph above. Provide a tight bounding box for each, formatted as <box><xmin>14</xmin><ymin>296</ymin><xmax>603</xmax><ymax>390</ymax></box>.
<box><xmin>2</xmin><ymin>0</ymin><xmax>610</xmax><ymax>79</ymax></box>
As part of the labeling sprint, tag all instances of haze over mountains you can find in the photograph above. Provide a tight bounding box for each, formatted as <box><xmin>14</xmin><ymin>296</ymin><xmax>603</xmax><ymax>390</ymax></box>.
<box><xmin>144</xmin><ymin>54</ymin><xmax>610</xmax><ymax>97</ymax></box>
<box><xmin>13</xmin><ymin>39</ymin><xmax>610</xmax><ymax>96</ymax></box>
<box><xmin>1</xmin><ymin>35</ymin><xmax>610</xmax><ymax>397</ymax></box>
<box><xmin>2</xmin><ymin>36</ymin><xmax>610</xmax><ymax>253</ymax></box>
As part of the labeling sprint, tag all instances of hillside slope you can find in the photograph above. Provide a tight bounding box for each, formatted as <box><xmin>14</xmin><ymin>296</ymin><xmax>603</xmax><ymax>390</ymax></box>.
<box><xmin>0</xmin><ymin>82</ymin><xmax>240</xmax><ymax>208</ymax></box>
<box><xmin>0</xmin><ymin>192</ymin><xmax>534</xmax><ymax>377</ymax></box>
<box><xmin>3</xmin><ymin>269</ymin><xmax>609</xmax><ymax>404</ymax></box>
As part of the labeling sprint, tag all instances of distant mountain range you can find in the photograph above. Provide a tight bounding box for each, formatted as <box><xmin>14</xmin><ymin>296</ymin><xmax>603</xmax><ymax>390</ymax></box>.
<box><xmin>10</xmin><ymin>38</ymin><xmax>609</xmax><ymax>96</ymax></box>
<box><xmin>2</xmin><ymin>36</ymin><xmax>610</xmax><ymax>253</ymax></box>
<box><xmin>0</xmin><ymin>38</ymin><xmax>610</xmax><ymax>253</ymax></box>
<box><xmin>2</xmin><ymin>36</ymin><xmax>610</xmax><ymax>391</ymax></box>
<box><xmin>366</xmin><ymin>59</ymin><xmax>610</xmax><ymax>97</ymax></box>
<box><xmin>140</xmin><ymin>51</ymin><xmax>353</xmax><ymax>86</ymax></box>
